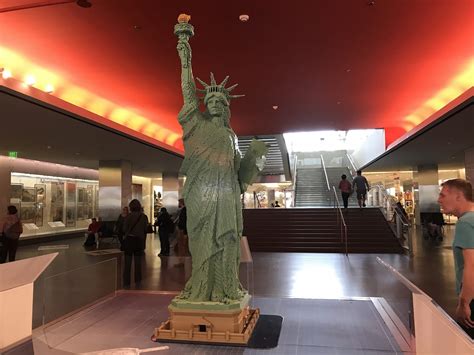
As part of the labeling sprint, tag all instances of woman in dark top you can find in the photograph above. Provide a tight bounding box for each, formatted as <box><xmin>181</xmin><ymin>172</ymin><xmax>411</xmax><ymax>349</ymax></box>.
<box><xmin>157</xmin><ymin>207</ymin><xmax>173</xmax><ymax>256</ymax></box>
<box><xmin>122</xmin><ymin>199</ymin><xmax>148</xmax><ymax>287</ymax></box>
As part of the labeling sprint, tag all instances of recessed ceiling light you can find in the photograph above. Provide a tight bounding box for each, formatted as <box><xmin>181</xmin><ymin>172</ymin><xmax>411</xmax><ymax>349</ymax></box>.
<box><xmin>76</xmin><ymin>0</ymin><xmax>92</xmax><ymax>8</ymax></box>
<box><xmin>25</xmin><ymin>75</ymin><xmax>36</xmax><ymax>86</ymax></box>
<box><xmin>47</xmin><ymin>145</ymin><xmax>52</xmax><ymax>149</ymax></box>
<box><xmin>45</xmin><ymin>84</ymin><xmax>54</xmax><ymax>93</ymax></box>
<box><xmin>133</xmin><ymin>25</ymin><xmax>141</xmax><ymax>30</ymax></box>
<box><xmin>239</xmin><ymin>14</ymin><xmax>249</xmax><ymax>22</ymax></box>
<box><xmin>337</xmin><ymin>101</ymin><xmax>342</xmax><ymax>105</ymax></box>
<box><xmin>346</xmin><ymin>68</ymin><xmax>351</xmax><ymax>73</ymax></box>
<box><xmin>1</xmin><ymin>68</ymin><xmax>12</xmax><ymax>79</ymax></box>
<box><xmin>272</xmin><ymin>105</ymin><xmax>278</xmax><ymax>110</ymax></box>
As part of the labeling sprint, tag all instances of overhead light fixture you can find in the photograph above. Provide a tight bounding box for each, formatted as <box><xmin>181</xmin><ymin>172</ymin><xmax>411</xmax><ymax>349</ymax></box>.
<box><xmin>25</xmin><ymin>74</ymin><xmax>36</xmax><ymax>86</ymax></box>
<box><xmin>239</xmin><ymin>14</ymin><xmax>249</xmax><ymax>22</ymax></box>
<box><xmin>272</xmin><ymin>105</ymin><xmax>278</xmax><ymax>110</ymax></box>
<box><xmin>45</xmin><ymin>84</ymin><xmax>55</xmax><ymax>93</ymax></box>
<box><xmin>76</xmin><ymin>0</ymin><xmax>92</xmax><ymax>8</ymax></box>
<box><xmin>1</xmin><ymin>68</ymin><xmax>12</xmax><ymax>79</ymax></box>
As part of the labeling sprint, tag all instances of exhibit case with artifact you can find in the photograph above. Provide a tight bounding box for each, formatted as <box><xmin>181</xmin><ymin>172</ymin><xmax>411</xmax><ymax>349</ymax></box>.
<box><xmin>10</xmin><ymin>172</ymin><xmax>99</xmax><ymax>238</ymax></box>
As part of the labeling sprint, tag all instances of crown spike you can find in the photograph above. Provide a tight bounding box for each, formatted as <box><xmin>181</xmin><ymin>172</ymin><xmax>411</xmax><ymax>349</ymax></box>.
<box><xmin>226</xmin><ymin>83</ymin><xmax>239</xmax><ymax>92</ymax></box>
<box><xmin>220</xmin><ymin>76</ymin><xmax>230</xmax><ymax>87</ymax></box>
<box><xmin>229</xmin><ymin>94</ymin><xmax>245</xmax><ymax>99</ymax></box>
<box><xmin>196</xmin><ymin>77</ymin><xmax>209</xmax><ymax>88</ymax></box>
<box><xmin>210</xmin><ymin>72</ymin><xmax>217</xmax><ymax>86</ymax></box>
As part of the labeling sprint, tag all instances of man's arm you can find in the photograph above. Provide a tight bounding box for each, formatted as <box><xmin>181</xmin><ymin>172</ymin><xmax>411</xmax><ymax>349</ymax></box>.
<box><xmin>457</xmin><ymin>248</ymin><xmax>474</xmax><ymax>328</ymax></box>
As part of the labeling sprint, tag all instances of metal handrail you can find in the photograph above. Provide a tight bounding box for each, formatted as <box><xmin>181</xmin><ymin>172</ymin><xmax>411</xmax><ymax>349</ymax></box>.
<box><xmin>320</xmin><ymin>154</ymin><xmax>330</xmax><ymax>191</ymax></box>
<box><xmin>292</xmin><ymin>156</ymin><xmax>298</xmax><ymax>207</ymax></box>
<box><xmin>346</xmin><ymin>153</ymin><xmax>357</xmax><ymax>177</ymax></box>
<box><xmin>332</xmin><ymin>186</ymin><xmax>348</xmax><ymax>255</ymax></box>
<box><xmin>393</xmin><ymin>207</ymin><xmax>413</xmax><ymax>255</ymax></box>
<box><xmin>370</xmin><ymin>184</ymin><xmax>396</xmax><ymax>219</ymax></box>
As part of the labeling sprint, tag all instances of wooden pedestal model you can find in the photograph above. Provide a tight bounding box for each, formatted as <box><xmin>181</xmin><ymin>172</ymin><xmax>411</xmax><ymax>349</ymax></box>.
<box><xmin>153</xmin><ymin>294</ymin><xmax>260</xmax><ymax>345</ymax></box>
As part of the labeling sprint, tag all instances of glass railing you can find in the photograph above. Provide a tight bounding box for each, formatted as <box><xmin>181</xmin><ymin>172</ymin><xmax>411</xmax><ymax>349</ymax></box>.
<box><xmin>35</xmin><ymin>258</ymin><xmax>118</xmax><ymax>351</ymax></box>
<box><xmin>376</xmin><ymin>257</ymin><xmax>473</xmax><ymax>353</ymax></box>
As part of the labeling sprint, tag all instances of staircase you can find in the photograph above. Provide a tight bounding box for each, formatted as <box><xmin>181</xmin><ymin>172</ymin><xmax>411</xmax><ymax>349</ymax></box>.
<box><xmin>243</xmin><ymin>208</ymin><xmax>403</xmax><ymax>253</ymax></box>
<box><xmin>295</xmin><ymin>168</ymin><xmax>332</xmax><ymax>207</ymax></box>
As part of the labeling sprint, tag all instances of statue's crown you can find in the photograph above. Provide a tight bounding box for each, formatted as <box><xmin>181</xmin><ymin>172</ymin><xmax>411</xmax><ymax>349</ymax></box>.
<box><xmin>196</xmin><ymin>73</ymin><xmax>244</xmax><ymax>103</ymax></box>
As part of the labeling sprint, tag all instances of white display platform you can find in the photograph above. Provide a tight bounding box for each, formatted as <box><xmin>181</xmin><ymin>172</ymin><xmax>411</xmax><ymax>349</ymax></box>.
<box><xmin>0</xmin><ymin>253</ymin><xmax>58</xmax><ymax>352</ymax></box>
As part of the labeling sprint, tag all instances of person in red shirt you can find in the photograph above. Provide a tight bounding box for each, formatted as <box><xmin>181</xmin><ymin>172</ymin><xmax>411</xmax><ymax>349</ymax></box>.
<box><xmin>338</xmin><ymin>174</ymin><xmax>352</xmax><ymax>209</ymax></box>
<box><xmin>84</xmin><ymin>218</ymin><xmax>101</xmax><ymax>247</ymax></box>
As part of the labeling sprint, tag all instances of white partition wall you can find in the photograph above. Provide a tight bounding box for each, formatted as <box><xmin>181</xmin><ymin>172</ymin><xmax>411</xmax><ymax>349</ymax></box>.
<box><xmin>413</xmin><ymin>293</ymin><xmax>473</xmax><ymax>354</ymax></box>
<box><xmin>0</xmin><ymin>253</ymin><xmax>58</xmax><ymax>352</ymax></box>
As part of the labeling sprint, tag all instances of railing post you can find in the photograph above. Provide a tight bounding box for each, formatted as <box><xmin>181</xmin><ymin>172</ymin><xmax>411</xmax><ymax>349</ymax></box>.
<box><xmin>344</xmin><ymin>225</ymin><xmax>348</xmax><ymax>256</ymax></box>
<box><xmin>396</xmin><ymin>214</ymin><xmax>402</xmax><ymax>240</ymax></box>
<box><xmin>407</xmin><ymin>225</ymin><xmax>414</xmax><ymax>256</ymax></box>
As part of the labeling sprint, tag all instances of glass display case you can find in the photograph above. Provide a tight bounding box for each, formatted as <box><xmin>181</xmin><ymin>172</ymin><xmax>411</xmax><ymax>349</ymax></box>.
<box><xmin>10</xmin><ymin>172</ymin><xmax>99</xmax><ymax>238</ymax></box>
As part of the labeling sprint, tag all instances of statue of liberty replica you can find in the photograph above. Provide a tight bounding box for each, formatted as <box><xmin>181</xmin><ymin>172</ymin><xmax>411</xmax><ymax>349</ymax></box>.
<box><xmin>154</xmin><ymin>14</ymin><xmax>267</xmax><ymax>344</ymax></box>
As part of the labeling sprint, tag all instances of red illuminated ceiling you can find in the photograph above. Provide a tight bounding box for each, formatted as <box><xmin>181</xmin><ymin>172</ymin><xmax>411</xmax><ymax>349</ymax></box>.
<box><xmin>1</xmin><ymin>0</ymin><xmax>473</xmax><ymax>149</ymax></box>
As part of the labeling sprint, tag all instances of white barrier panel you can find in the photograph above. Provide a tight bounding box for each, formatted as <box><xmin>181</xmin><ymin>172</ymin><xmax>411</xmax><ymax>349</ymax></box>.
<box><xmin>0</xmin><ymin>253</ymin><xmax>58</xmax><ymax>352</ymax></box>
<box><xmin>413</xmin><ymin>293</ymin><xmax>473</xmax><ymax>354</ymax></box>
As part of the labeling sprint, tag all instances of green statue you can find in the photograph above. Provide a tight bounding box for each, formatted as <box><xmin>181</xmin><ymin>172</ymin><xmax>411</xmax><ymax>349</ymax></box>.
<box><xmin>173</xmin><ymin>15</ymin><xmax>267</xmax><ymax>305</ymax></box>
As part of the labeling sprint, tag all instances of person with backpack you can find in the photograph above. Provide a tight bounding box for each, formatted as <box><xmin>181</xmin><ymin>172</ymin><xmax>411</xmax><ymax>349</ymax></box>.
<box><xmin>122</xmin><ymin>199</ymin><xmax>149</xmax><ymax>287</ymax></box>
<box><xmin>0</xmin><ymin>205</ymin><xmax>23</xmax><ymax>263</ymax></box>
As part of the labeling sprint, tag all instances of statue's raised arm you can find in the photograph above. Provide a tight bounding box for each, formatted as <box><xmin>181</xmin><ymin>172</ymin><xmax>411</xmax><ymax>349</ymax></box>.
<box><xmin>175</xmin><ymin>14</ymin><xmax>199</xmax><ymax>113</ymax></box>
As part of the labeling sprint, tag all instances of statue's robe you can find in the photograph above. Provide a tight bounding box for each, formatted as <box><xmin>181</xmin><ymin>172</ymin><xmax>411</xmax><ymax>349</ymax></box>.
<box><xmin>177</xmin><ymin>105</ymin><xmax>243</xmax><ymax>302</ymax></box>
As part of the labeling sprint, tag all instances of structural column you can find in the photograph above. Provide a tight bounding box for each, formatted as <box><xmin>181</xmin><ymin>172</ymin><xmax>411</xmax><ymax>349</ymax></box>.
<box><xmin>163</xmin><ymin>173</ymin><xmax>179</xmax><ymax>215</ymax></box>
<box><xmin>465</xmin><ymin>147</ymin><xmax>474</xmax><ymax>196</ymax></box>
<box><xmin>98</xmin><ymin>160</ymin><xmax>132</xmax><ymax>221</ymax></box>
<box><xmin>267</xmin><ymin>189</ymin><xmax>275</xmax><ymax>206</ymax></box>
<box><xmin>413</xmin><ymin>165</ymin><xmax>440</xmax><ymax>226</ymax></box>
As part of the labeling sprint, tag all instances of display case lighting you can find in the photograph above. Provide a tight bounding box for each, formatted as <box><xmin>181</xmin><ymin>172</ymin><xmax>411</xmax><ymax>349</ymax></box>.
<box><xmin>11</xmin><ymin>172</ymin><xmax>97</xmax><ymax>183</ymax></box>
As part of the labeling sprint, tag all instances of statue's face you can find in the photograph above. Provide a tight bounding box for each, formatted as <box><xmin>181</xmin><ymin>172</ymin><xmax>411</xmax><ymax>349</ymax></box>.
<box><xmin>206</xmin><ymin>94</ymin><xmax>227</xmax><ymax>117</ymax></box>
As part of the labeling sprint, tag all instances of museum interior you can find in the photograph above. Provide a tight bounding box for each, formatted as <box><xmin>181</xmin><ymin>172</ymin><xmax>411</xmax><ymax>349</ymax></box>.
<box><xmin>0</xmin><ymin>1</ymin><xmax>473</xmax><ymax>354</ymax></box>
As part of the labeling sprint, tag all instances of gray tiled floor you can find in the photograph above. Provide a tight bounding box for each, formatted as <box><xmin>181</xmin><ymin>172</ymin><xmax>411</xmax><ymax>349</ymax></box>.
<box><xmin>18</xmin><ymin>225</ymin><xmax>459</xmax><ymax>333</ymax></box>
<box><xmin>34</xmin><ymin>293</ymin><xmax>406</xmax><ymax>355</ymax></box>
<box><xmin>10</xmin><ymin>223</ymin><xmax>460</xmax><ymax>353</ymax></box>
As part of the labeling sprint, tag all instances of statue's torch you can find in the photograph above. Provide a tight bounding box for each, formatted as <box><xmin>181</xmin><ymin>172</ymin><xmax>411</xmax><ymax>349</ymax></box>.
<box><xmin>174</xmin><ymin>14</ymin><xmax>194</xmax><ymax>41</ymax></box>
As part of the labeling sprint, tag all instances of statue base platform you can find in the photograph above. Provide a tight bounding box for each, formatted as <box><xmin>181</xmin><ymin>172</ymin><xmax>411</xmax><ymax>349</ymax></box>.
<box><xmin>152</xmin><ymin>295</ymin><xmax>260</xmax><ymax>346</ymax></box>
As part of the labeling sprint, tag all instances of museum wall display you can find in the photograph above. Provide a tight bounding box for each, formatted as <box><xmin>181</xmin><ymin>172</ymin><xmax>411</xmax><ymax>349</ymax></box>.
<box><xmin>10</xmin><ymin>172</ymin><xmax>99</xmax><ymax>238</ymax></box>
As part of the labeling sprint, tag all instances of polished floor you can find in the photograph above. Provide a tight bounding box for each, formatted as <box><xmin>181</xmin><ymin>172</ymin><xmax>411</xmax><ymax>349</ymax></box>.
<box><xmin>33</xmin><ymin>293</ymin><xmax>407</xmax><ymax>354</ymax></box>
<box><xmin>10</xmin><ymin>223</ymin><xmax>460</xmax><ymax>347</ymax></box>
